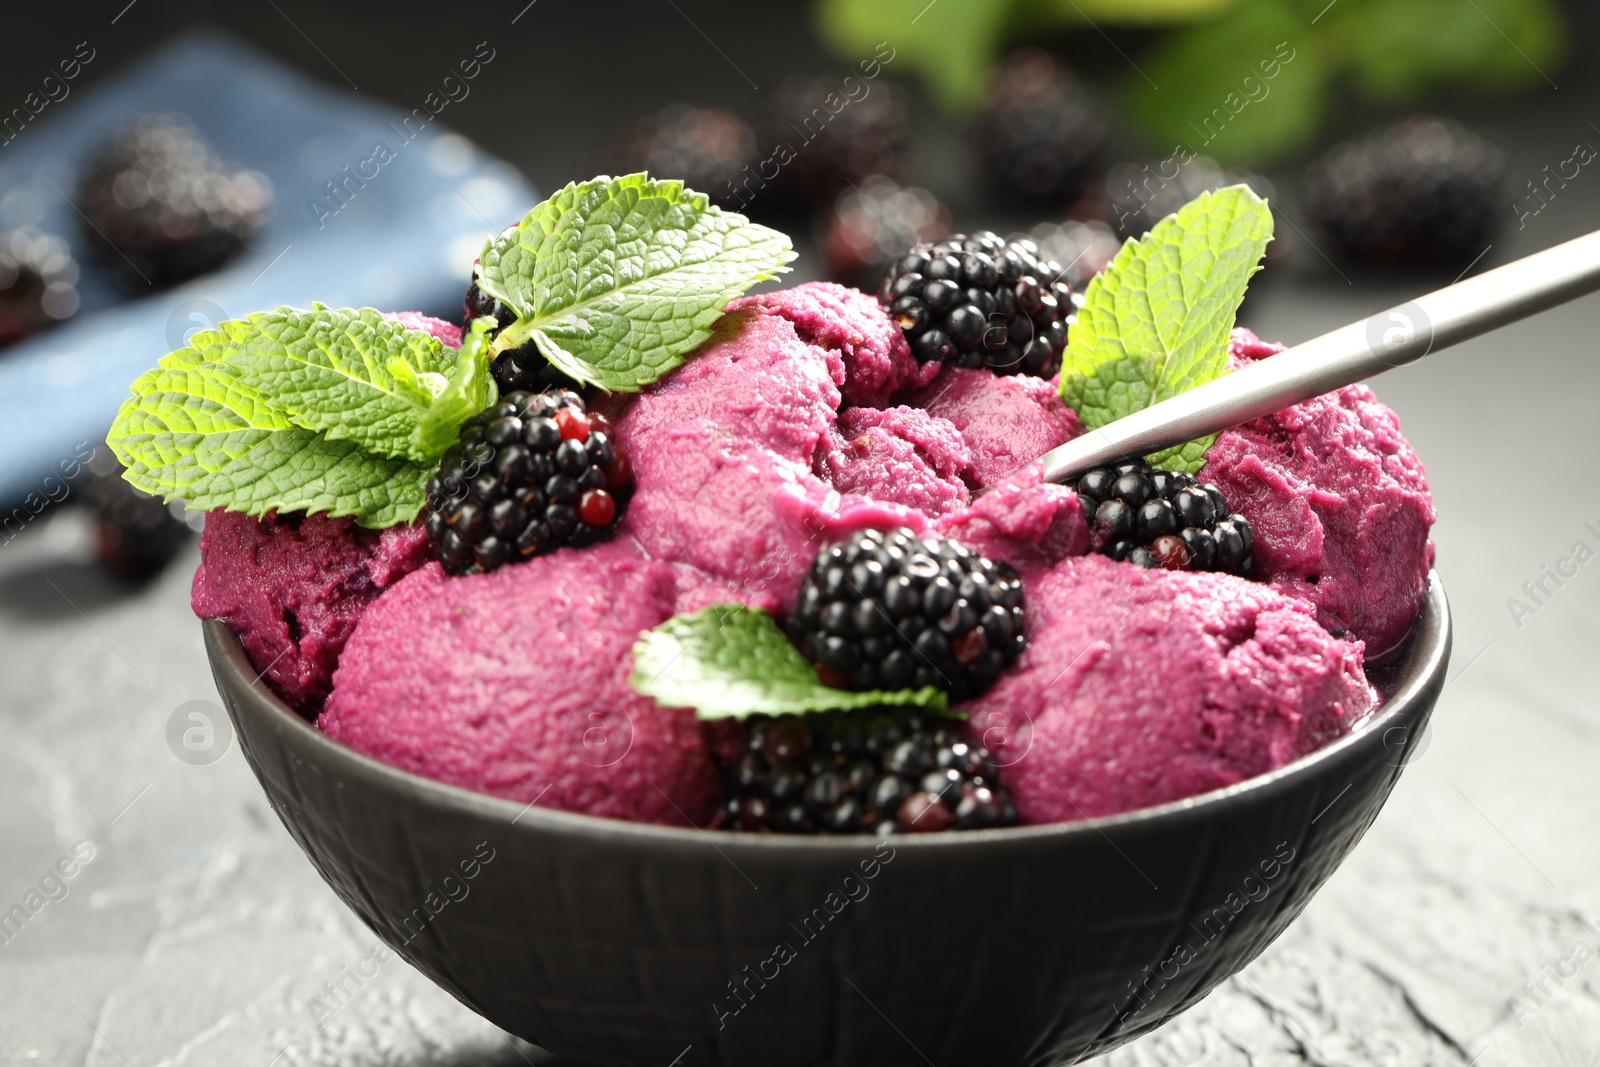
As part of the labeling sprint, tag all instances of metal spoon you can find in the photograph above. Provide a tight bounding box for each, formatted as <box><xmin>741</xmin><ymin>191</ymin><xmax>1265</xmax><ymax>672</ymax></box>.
<box><xmin>1035</xmin><ymin>228</ymin><xmax>1600</xmax><ymax>487</ymax></box>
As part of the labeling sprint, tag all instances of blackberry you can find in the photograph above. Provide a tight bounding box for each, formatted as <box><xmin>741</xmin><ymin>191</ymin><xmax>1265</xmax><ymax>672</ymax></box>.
<box><xmin>79</xmin><ymin>113</ymin><xmax>273</xmax><ymax>288</ymax></box>
<box><xmin>976</xmin><ymin>49</ymin><xmax>1110</xmax><ymax>207</ymax></box>
<box><xmin>75</xmin><ymin>449</ymin><xmax>198</xmax><ymax>578</ymax></box>
<box><xmin>761</xmin><ymin>72</ymin><xmax>913</xmax><ymax>209</ymax></box>
<box><xmin>1076</xmin><ymin>460</ymin><xmax>1254</xmax><ymax>576</ymax></box>
<box><xmin>1014</xmin><ymin>218</ymin><xmax>1121</xmax><ymax>293</ymax></box>
<box><xmin>787</xmin><ymin>529</ymin><xmax>1026</xmax><ymax>702</ymax></box>
<box><xmin>718</xmin><ymin>709</ymin><xmax>1019</xmax><ymax>835</ymax></box>
<box><xmin>878</xmin><ymin>231</ymin><xmax>1076</xmax><ymax>377</ymax></box>
<box><xmin>424</xmin><ymin>389</ymin><xmax>634</xmax><ymax>575</ymax></box>
<box><xmin>463</xmin><ymin>263</ymin><xmax>585</xmax><ymax>397</ymax></box>
<box><xmin>1303</xmin><ymin>115</ymin><xmax>1510</xmax><ymax>270</ymax></box>
<box><xmin>0</xmin><ymin>228</ymin><xmax>80</xmax><ymax>346</ymax></box>
<box><xmin>1099</xmin><ymin>158</ymin><xmax>1277</xmax><ymax>245</ymax></box>
<box><xmin>819</xmin><ymin>176</ymin><xmax>950</xmax><ymax>292</ymax></box>
<box><xmin>608</xmin><ymin>106</ymin><xmax>759</xmax><ymax>211</ymax></box>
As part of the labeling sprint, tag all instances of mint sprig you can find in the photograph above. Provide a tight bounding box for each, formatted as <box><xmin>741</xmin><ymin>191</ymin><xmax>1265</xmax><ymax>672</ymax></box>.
<box><xmin>630</xmin><ymin>605</ymin><xmax>950</xmax><ymax>721</ymax></box>
<box><xmin>1058</xmin><ymin>184</ymin><xmax>1273</xmax><ymax>474</ymax></box>
<box><xmin>474</xmin><ymin>174</ymin><xmax>795</xmax><ymax>392</ymax></box>
<box><xmin>413</xmin><ymin>317</ymin><xmax>498</xmax><ymax>459</ymax></box>
<box><xmin>108</xmin><ymin>308</ymin><xmax>485</xmax><ymax>528</ymax></box>
<box><xmin>221</xmin><ymin>305</ymin><xmax>457</xmax><ymax>463</ymax></box>
<box><xmin>108</xmin><ymin>174</ymin><xmax>795</xmax><ymax>529</ymax></box>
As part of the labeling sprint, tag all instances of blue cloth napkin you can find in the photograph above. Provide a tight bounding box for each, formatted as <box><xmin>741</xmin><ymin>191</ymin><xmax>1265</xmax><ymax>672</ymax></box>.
<box><xmin>0</xmin><ymin>29</ymin><xmax>536</xmax><ymax>506</ymax></box>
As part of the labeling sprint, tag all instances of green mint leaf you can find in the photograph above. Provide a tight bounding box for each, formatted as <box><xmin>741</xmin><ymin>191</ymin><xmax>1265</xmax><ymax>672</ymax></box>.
<box><xmin>386</xmin><ymin>356</ymin><xmax>447</xmax><ymax>408</ymax></box>
<box><xmin>630</xmin><ymin>604</ymin><xmax>950</xmax><ymax>721</ymax></box>
<box><xmin>108</xmin><ymin>325</ymin><xmax>432</xmax><ymax>528</ymax></box>
<box><xmin>220</xmin><ymin>305</ymin><xmax>457</xmax><ymax>462</ymax></box>
<box><xmin>413</xmin><ymin>316</ymin><xmax>499</xmax><ymax>460</ymax></box>
<box><xmin>1059</xmin><ymin>184</ymin><xmax>1273</xmax><ymax>475</ymax></box>
<box><xmin>474</xmin><ymin>174</ymin><xmax>795</xmax><ymax>392</ymax></box>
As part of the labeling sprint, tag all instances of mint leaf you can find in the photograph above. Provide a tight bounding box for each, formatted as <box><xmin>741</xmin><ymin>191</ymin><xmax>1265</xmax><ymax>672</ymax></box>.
<box><xmin>413</xmin><ymin>317</ymin><xmax>498</xmax><ymax>459</ymax></box>
<box><xmin>108</xmin><ymin>325</ymin><xmax>432</xmax><ymax>528</ymax></box>
<box><xmin>1059</xmin><ymin>185</ymin><xmax>1273</xmax><ymax>475</ymax></box>
<box><xmin>630</xmin><ymin>604</ymin><xmax>949</xmax><ymax>721</ymax></box>
<box><xmin>221</xmin><ymin>305</ymin><xmax>456</xmax><ymax>462</ymax></box>
<box><xmin>474</xmin><ymin>174</ymin><xmax>795</xmax><ymax>392</ymax></box>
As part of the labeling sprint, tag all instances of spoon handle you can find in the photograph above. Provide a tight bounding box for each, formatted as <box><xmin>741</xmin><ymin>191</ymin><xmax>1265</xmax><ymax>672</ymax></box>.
<box><xmin>1037</xmin><ymin>228</ymin><xmax>1600</xmax><ymax>487</ymax></box>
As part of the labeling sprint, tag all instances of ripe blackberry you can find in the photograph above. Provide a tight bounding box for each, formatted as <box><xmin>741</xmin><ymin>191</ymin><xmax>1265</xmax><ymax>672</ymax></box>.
<box><xmin>1304</xmin><ymin>115</ymin><xmax>1510</xmax><ymax>270</ymax></box>
<box><xmin>76</xmin><ymin>449</ymin><xmax>197</xmax><ymax>578</ymax></box>
<box><xmin>787</xmin><ymin>529</ymin><xmax>1026</xmax><ymax>702</ymax></box>
<box><xmin>761</xmin><ymin>72</ymin><xmax>913</xmax><ymax>209</ymax></box>
<box><xmin>79</xmin><ymin>113</ymin><xmax>273</xmax><ymax>288</ymax></box>
<box><xmin>424</xmin><ymin>389</ymin><xmax>634</xmax><ymax>575</ymax></box>
<box><xmin>819</xmin><ymin>175</ymin><xmax>950</xmax><ymax>292</ymax></box>
<box><xmin>0</xmin><ymin>228</ymin><xmax>80</xmax><ymax>345</ymax></box>
<box><xmin>608</xmin><ymin>106</ymin><xmax>759</xmax><ymax>211</ymax></box>
<box><xmin>1014</xmin><ymin>218</ymin><xmax>1121</xmax><ymax>293</ymax></box>
<box><xmin>976</xmin><ymin>49</ymin><xmax>1110</xmax><ymax>207</ymax></box>
<box><xmin>1086</xmin><ymin>159</ymin><xmax>1289</xmax><ymax>279</ymax></box>
<box><xmin>878</xmin><ymin>231</ymin><xmax>1076</xmax><ymax>377</ymax></box>
<box><xmin>718</xmin><ymin>709</ymin><xmax>1019</xmax><ymax>835</ymax></box>
<box><xmin>463</xmin><ymin>271</ymin><xmax>586</xmax><ymax>397</ymax></box>
<box><xmin>1076</xmin><ymin>460</ymin><xmax>1254</xmax><ymax>576</ymax></box>
<box><xmin>1098</xmin><ymin>158</ymin><xmax>1276</xmax><ymax>245</ymax></box>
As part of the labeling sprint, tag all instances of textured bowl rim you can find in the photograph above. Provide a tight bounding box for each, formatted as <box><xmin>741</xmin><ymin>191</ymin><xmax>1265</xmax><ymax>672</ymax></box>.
<box><xmin>208</xmin><ymin>571</ymin><xmax>1450</xmax><ymax>853</ymax></box>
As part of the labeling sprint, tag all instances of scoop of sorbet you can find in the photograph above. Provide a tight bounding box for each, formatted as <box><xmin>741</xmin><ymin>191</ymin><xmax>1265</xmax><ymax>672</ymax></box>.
<box><xmin>189</xmin><ymin>312</ymin><xmax>458</xmax><ymax>712</ymax></box>
<box><xmin>1203</xmin><ymin>330</ymin><xmax>1435</xmax><ymax>653</ymax></box>
<box><xmin>319</xmin><ymin>542</ymin><xmax>727</xmax><ymax>826</ymax></box>
<box><xmin>964</xmin><ymin>554</ymin><xmax>1377</xmax><ymax>823</ymax></box>
<box><xmin>191</xmin><ymin>510</ymin><xmax>431</xmax><ymax>713</ymax></box>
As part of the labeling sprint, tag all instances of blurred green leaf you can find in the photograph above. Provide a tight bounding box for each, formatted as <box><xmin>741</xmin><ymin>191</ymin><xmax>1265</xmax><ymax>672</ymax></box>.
<box><xmin>1019</xmin><ymin>0</ymin><xmax>1236</xmax><ymax>25</ymax></box>
<box><xmin>813</xmin><ymin>0</ymin><xmax>1014</xmax><ymax>112</ymax></box>
<box><xmin>811</xmin><ymin>0</ymin><xmax>1566</xmax><ymax>157</ymax></box>
<box><xmin>1326</xmin><ymin>0</ymin><xmax>1566</xmax><ymax>99</ymax></box>
<box><xmin>814</xmin><ymin>0</ymin><xmax>1231</xmax><ymax>112</ymax></box>
<box><xmin>1122</xmin><ymin>0</ymin><xmax>1325</xmax><ymax>166</ymax></box>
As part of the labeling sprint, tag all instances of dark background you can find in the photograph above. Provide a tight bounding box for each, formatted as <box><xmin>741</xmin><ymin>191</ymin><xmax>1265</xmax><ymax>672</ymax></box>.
<box><xmin>4</xmin><ymin>0</ymin><xmax>1594</xmax><ymax>272</ymax></box>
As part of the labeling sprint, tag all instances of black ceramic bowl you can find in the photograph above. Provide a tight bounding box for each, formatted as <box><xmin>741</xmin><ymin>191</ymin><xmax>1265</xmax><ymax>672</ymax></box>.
<box><xmin>206</xmin><ymin>574</ymin><xmax>1450</xmax><ymax>1067</ymax></box>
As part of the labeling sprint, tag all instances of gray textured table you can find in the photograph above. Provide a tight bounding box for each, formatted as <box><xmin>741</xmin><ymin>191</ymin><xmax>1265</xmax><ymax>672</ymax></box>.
<box><xmin>6</xmin><ymin>4</ymin><xmax>1600</xmax><ymax>1065</ymax></box>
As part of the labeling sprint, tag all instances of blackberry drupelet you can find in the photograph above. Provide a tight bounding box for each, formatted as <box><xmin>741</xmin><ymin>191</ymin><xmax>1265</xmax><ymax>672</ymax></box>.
<box><xmin>787</xmin><ymin>529</ymin><xmax>1026</xmax><ymax>702</ymax></box>
<box><xmin>719</xmin><ymin>709</ymin><xmax>1019</xmax><ymax>835</ymax></box>
<box><xmin>0</xmin><ymin>228</ymin><xmax>80</xmax><ymax>345</ymax></box>
<box><xmin>608</xmin><ymin>106</ymin><xmax>759</xmax><ymax>211</ymax></box>
<box><xmin>819</xmin><ymin>176</ymin><xmax>950</xmax><ymax>292</ymax></box>
<box><xmin>976</xmin><ymin>49</ymin><xmax>1110</xmax><ymax>207</ymax></box>
<box><xmin>1076</xmin><ymin>460</ymin><xmax>1254</xmax><ymax>576</ymax></box>
<box><xmin>425</xmin><ymin>389</ymin><xmax>634</xmax><ymax>575</ymax></box>
<box><xmin>79</xmin><ymin>113</ymin><xmax>272</xmax><ymax>288</ymax></box>
<box><xmin>76</xmin><ymin>450</ymin><xmax>198</xmax><ymax>578</ymax></box>
<box><xmin>878</xmin><ymin>231</ymin><xmax>1076</xmax><ymax>377</ymax></box>
<box><xmin>463</xmin><ymin>273</ymin><xmax>586</xmax><ymax>396</ymax></box>
<box><xmin>761</xmin><ymin>72</ymin><xmax>913</xmax><ymax>209</ymax></box>
<box><xmin>1303</xmin><ymin>115</ymin><xmax>1510</xmax><ymax>270</ymax></box>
